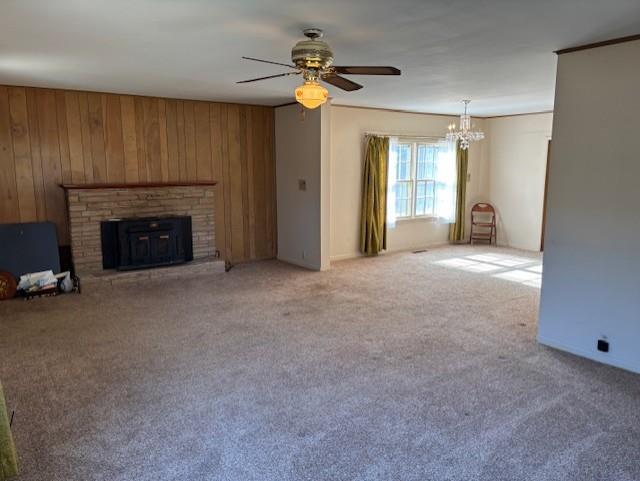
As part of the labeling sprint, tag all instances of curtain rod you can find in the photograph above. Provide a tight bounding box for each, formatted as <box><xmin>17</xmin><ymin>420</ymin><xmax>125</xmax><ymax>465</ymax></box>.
<box><xmin>364</xmin><ymin>132</ymin><xmax>445</xmax><ymax>140</ymax></box>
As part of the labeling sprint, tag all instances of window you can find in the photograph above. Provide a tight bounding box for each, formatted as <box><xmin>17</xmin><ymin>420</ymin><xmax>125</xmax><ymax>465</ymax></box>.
<box><xmin>391</xmin><ymin>141</ymin><xmax>442</xmax><ymax>219</ymax></box>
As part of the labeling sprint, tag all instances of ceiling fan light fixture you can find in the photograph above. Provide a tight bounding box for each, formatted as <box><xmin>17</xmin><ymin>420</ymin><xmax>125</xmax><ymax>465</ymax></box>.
<box><xmin>238</xmin><ymin>28</ymin><xmax>401</xmax><ymax>105</ymax></box>
<box><xmin>295</xmin><ymin>80</ymin><xmax>328</xmax><ymax>109</ymax></box>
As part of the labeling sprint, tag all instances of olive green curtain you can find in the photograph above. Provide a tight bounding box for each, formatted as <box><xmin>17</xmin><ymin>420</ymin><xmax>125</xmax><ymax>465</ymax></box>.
<box><xmin>360</xmin><ymin>136</ymin><xmax>390</xmax><ymax>255</ymax></box>
<box><xmin>449</xmin><ymin>142</ymin><xmax>468</xmax><ymax>242</ymax></box>
<box><xmin>0</xmin><ymin>382</ymin><xmax>18</xmax><ymax>480</ymax></box>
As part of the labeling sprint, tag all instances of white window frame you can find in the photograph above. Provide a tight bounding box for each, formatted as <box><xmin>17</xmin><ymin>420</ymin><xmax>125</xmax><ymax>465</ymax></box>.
<box><xmin>393</xmin><ymin>139</ymin><xmax>439</xmax><ymax>221</ymax></box>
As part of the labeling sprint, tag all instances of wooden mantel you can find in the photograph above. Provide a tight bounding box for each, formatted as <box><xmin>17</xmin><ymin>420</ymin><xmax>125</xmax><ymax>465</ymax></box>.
<box><xmin>60</xmin><ymin>181</ymin><xmax>218</xmax><ymax>190</ymax></box>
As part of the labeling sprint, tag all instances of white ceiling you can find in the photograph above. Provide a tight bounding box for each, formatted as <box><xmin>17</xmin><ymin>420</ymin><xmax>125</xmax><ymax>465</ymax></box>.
<box><xmin>1</xmin><ymin>0</ymin><xmax>639</xmax><ymax>116</ymax></box>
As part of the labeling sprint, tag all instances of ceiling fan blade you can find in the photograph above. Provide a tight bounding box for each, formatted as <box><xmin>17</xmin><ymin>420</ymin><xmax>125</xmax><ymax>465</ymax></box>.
<box><xmin>322</xmin><ymin>73</ymin><xmax>363</xmax><ymax>92</ymax></box>
<box><xmin>241</xmin><ymin>56</ymin><xmax>297</xmax><ymax>69</ymax></box>
<box><xmin>332</xmin><ymin>66</ymin><xmax>401</xmax><ymax>75</ymax></box>
<box><xmin>237</xmin><ymin>72</ymin><xmax>300</xmax><ymax>84</ymax></box>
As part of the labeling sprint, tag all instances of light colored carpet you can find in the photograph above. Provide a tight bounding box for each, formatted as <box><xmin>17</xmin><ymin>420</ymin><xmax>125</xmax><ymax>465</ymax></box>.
<box><xmin>1</xmin><ymin>246</ymin><xmax>639</xmax><ymax>481</ymax></box>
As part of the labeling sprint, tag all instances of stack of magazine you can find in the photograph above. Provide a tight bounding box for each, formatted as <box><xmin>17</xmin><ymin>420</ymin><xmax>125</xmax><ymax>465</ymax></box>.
<box><xmin>17</xmin><ymin>270</ymin><xmax>73</xmax><ymax>295</ymax></box>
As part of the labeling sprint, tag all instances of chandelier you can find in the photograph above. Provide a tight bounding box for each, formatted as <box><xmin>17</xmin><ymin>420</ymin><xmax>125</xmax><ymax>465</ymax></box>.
<box><xmin>446</xmin><ymin>100</ymin><xmax>484</xmax><ymax>150</ymax></box>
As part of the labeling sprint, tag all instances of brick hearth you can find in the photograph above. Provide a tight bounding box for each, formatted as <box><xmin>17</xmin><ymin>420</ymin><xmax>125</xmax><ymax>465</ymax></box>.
<box><xmin>64</xmin><ymin>185</ymin><xmax>215</xmax><ymax>276</ymax></box>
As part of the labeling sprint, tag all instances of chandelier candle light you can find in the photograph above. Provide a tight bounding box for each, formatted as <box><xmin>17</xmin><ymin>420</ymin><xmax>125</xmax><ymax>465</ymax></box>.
<box><xmin>446</xmin><ymin>100</ymin><xmax>484</xmax><ymax>150</ymax></box>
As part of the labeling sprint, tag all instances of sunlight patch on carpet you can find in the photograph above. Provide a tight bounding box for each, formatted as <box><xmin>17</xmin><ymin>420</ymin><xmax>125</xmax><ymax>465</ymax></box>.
<box><xmin>434</xmin><ymin>252</ymin><xmax>543</xmax><ymax>288</ymax></box>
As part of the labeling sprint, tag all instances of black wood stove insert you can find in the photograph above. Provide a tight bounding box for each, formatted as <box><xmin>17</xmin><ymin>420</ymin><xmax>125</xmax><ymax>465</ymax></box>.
<box><xmin>100</xmin><ymin>216</ymin><xmax>193</xmax><ymax>270</ymax></box>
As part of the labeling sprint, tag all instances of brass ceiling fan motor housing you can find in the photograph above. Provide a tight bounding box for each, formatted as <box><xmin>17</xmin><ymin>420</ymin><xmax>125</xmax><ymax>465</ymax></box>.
<box><xmin>291</xmin><ymin>28</ymin><xmax>334</xmax><ymax>71</ymax></box>
<box><xmin>238</xmin><ymin>26</ymin><xmax>401</xmax><ymax>106</ymax></box>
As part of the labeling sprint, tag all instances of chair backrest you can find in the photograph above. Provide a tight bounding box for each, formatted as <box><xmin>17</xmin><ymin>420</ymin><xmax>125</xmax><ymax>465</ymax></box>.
<box><xmin>471</xmin><ymin>203</ymin><xmax>495</xmax><ymax>214</ymax></box>
<box><xmin>471</xmin><ymin>203</ymin><xmax>496</xmax><ymax>224</ymax></box>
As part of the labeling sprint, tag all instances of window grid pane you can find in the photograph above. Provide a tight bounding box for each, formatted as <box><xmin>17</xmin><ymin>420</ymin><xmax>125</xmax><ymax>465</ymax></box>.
<box><xmin>395</xmin><ymin>181</ymin><xmax>413</xmax><ymax>217</ymax></box>
<box><xmin>416</xmin><ymin>145</ymin><xmax>427</xmax><ymax>180</ymax></box>
<box><xmin>414</xmin><ymin>180</ymin><xmax>436</xmax><ymax>216</ymax></box>
<box><xmin>426</xmin><ymin>147</ymin><xmax>436</xmax><ymax>179</ymax></box>
<box><xmin>396</xmin><ymin>144</ymin><xmax>412</xmax><ymax>181</ymax></box>
<box><xmin>416</xmin><ymin>144</ymin><xmax>437</xmax><ymax>181</ymax></box>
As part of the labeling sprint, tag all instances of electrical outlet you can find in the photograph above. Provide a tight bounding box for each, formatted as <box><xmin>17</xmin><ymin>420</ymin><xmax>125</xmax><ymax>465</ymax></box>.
<box><xmin>298</xmin><ymin>179</ymin><xmax>307</xmax><ymax>191</ymax></box>
<box><xmin>597</xmin><ymin>339</ymin><xmax>609</xmax><ymax>353</ymax></box>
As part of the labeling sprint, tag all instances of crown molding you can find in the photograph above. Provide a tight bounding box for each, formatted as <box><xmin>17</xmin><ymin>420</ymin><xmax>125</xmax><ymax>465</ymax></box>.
<box><xmin>331</xmin><ymin>103</ymin><xmax>457</xmax><ymax>118</ymax></box>
<box><xmin>483</xmin><ymin>110</ymin><xmax>554</xmax><ymax>120</ymax></box>
<box><xmin>332</xmin><ymin>103</ymin><xmax>553</xmax><ymax>119</ymax></box>
<box><xmin>556</xmin><ymin>33</ymin><xmax>640</xmax><ymax>55</ymax></box>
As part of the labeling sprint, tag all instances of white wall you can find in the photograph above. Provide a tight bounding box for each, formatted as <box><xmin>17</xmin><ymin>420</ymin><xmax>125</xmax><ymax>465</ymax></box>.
<box><xmin>329</xmin><ymin>105</ymin><xmax>489</xmax><ymax>261</ymax></box>
<box><xmin>538</xmin><ymin>39</ymin><xmax>640</xmax><ymax>374</ymax></box>
<box><xmin>320</xmin><ymin>103</ymin><xmax>331</xmax><ymax>270</ymax></box>
<box><xmin>279</xmin><ymin>102</ymin><xmax>549</xmax><ymax>266</ymax></box>
<box><xmin>275</xmin><ymin>103</ymin><xmax>330</xmax><ymax>270</ymax></box>
<box><xmin>486</xmin><ymin>113</ymin><xmax>553</xmax><ymax>250</ymax></box>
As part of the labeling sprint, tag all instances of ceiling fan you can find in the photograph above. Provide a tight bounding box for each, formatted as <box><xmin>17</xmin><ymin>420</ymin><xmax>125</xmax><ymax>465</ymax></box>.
<box><xmin>237</xmin><ymin>28</ymin><xmax>401</xmax><ymax>109</ymax></box>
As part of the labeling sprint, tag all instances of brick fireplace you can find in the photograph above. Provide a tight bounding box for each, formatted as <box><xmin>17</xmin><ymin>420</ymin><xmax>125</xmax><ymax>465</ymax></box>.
<box><xmin>61</xmin><ymin>183</ymin><xmax>216</xmax><ymax>276</ymax></box>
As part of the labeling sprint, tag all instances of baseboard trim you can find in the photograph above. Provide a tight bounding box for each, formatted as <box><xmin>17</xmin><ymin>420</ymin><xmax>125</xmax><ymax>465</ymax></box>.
<box><xmin>330</xmin><ymin>241</ymin><xmax>451</xmax><ymax>263</ymax></box>
<box><xmin>330</xmin><ymin>252</ymin><xmax>363</xmax><ymax>262</ymax></box>
<box><xmin>277</xmin><ymin>255</ymin><xmax>321</xmax><ymax>271</ymax></box>
<box><xmin>537</xmin><ymin>335</ymin><xmax>640</xmax><ymax>375</ymax></box>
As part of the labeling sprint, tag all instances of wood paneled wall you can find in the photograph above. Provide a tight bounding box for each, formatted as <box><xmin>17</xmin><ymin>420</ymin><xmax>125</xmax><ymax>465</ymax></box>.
<box><xmin>0</xmin><ymin>85</ymin><xmax>276</xmax><ymax>263</ymax></box>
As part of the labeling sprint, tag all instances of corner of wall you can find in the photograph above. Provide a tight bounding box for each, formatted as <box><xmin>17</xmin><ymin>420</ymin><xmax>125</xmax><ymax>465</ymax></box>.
<box><xmin>274</xmin><ymin>101</ymin><xmax>332</xmax><ymax>271</ymax></box>
<box><xmin>482</xmin><ymin>113</ymin><xmax>553</xmax><ymax>251</ymax></box>
<box><xmin>320</xmin><ymin>102</ymin><xmax>332</xmax><ymax>271</ymax></box>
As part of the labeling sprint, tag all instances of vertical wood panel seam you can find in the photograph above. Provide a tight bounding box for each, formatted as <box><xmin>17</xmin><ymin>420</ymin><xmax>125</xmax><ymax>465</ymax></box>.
<box><xmin>0</xmin><ymin>85</ymin><xmax>275</xmax><ymax>261</ymax></box>
<box><xmin>0</xmin><ymin>86</ymin><xmax>19</xmax><ymax>222</ymax></box>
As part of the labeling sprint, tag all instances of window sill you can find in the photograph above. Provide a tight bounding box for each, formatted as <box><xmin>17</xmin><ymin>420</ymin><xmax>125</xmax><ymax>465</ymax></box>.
<box><xmin>394</xmin><ymin>216</ymin><xmax>439</xmax><ymax>224</ymax></box>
